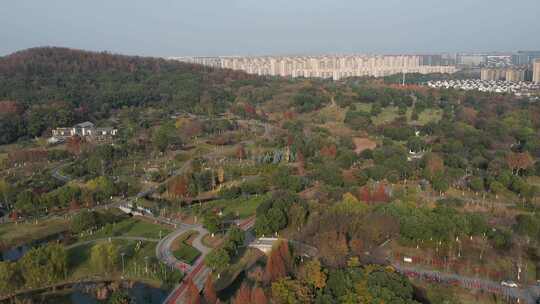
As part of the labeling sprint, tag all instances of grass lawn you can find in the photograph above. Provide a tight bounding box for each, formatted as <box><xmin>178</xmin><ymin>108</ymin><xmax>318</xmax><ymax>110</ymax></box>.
<box><xmin>352</xmin><ymin>103</ymin><xmax>442</xmax><ymax>127</ymax></box>
<box><xmin>354</xmin><ymin>102</ymin><xmax>372</xmax><ymax>112</ymax></box>
<box><xmin>0</xmin><ymin>152</ymin><xmax>7</xmax><ymax>165</ymax></box>
<box><xmin>203</xmin><ymin>193</ymin><xmax>268</xmax><ymax>219</ymax></box>
<box><xmin>81</xmin><ymin>217</ymin><xmax>171</xmax><ymax>241</ymax></box>
<box><xmin>68</xmin><ymin>239</ymin><xmax>175</xmax><ymax>284</ymax></box>
<box><xmin>318</xmin><ymin>103</ymin><xmax>346</xmax><ymax>123</ymax></box>
<box><xmin>408</xmin><ymin>108</ymin><xmax>443</xmax><ymax>125</ymax></box>
<box><xmin>173</xmin><ymin>245</ymin><xmax>200</xmax><ymax>265</ymax></box>
<box><xmin>171</xmin><ymin>230</ymin><xmax>201</xmax><ymax>264</ymax></box>
<box><xmin>374</xmin><ymin>106</ymin><xmax>400</xmax><ymax>125</ymax></box>
<box><xmin>0</xmin><ymin>217</ymin><xmax>70</xmax><ymax>248</ymax></box>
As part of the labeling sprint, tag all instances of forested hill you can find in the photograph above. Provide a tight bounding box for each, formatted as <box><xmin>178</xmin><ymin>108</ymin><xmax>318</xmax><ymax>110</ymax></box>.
<box><xmin>0</xmin><ymin>47</ymin><xmax>254</xmax><ymax>144</ymax></box>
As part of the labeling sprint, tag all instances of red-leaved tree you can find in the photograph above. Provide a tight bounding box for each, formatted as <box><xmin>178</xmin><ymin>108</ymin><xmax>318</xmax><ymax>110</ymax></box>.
<box><xmin>203</xmin><ymin>275</ymin><xmax>217</xmax><ymax>304</ymax></box>
<box><xmin>265</xmin><ymin>246</ymin><xmax>286</xmax><ymax>283</ymax></box>
<box><xmin>251</xmin><ymin>286</ymin><xmax>268</xmax><ymax>304</ymax></box>
<box><xmin>186</xmin><ymin>278</ymin><xmax>201</xmax><ymax>304</ymax></box>
<box><xmin>233</xmin><ymin>282</ymin><xmax>251</xmax><ymax>304</ymax></box>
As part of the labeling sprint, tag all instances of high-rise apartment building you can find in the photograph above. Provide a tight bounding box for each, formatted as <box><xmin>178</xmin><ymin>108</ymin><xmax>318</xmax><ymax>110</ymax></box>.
<box><xmin>172</xmin><ymin>55</ymin><xmax>457</xmax><ymax>80</ymax></box>
<box><xmin>533</xmin><ymin>59</ymin><xmax>540</xmax><ymax>84</ymax></box>
<box><xmin>512</xmin><ymin>51</ymin><xmax>540</xmax><ymax>66</ymax></box>
<box><xmin>481</xmin><ymin>67</ymin><xmax>526</xmax><ymax>82</ymax></box>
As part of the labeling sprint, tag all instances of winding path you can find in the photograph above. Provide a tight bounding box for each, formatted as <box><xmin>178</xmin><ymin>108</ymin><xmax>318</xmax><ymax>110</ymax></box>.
<box><xmin>51</xmin><ymin>162</ymin><xmax>73</xmax><ymax>183</ymax></box>
<box><xmin>157</xmin><ymin>221</ymin><xmax>211</xmax><ymax>304</ymax></box>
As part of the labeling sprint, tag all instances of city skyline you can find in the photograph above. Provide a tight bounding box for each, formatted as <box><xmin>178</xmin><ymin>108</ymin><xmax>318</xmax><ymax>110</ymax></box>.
<box><xmin>1</xmin><ymin>0</ymin><xmax>540</xmax><ymax>57</ymax></box>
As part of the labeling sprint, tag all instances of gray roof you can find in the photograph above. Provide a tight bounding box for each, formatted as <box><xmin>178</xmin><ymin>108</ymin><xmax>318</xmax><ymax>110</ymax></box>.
<box><xmin>74</xmin><ymin>121</ymin><xmax>95</xmax><ymax>128</ymax></box>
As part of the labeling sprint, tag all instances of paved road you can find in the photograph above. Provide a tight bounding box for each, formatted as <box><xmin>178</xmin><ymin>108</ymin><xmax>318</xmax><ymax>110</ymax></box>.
<box><xmin>51</xmin><ymin>162</ymin><xmax>73</xmax><ymax>183</ymax></box>
<box><xmin>66</xmin><ymin>236</ymin><xmax>160</xmax><ymax>249</ymax></box>
<box><xmin>394</xmin><ymin>263</ymin><xmax>540</xmax><ymax>303</ymax></box>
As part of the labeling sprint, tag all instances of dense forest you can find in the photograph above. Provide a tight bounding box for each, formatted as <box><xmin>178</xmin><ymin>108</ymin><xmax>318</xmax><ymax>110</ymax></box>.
<box><xmin>0</xmin><ymin>47</ymin><xmax>255</xmax><ymax>144</ymax></box>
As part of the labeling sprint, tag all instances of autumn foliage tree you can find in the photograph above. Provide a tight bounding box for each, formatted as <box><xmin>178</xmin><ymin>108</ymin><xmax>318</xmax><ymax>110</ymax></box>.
<box><xmin>186</xmin><ymin>278</ymin><xmax>201</xmax><ymax>304</ymax></box>
<box><xmin>169</xmin><ymin>175</ymin><xmax>189</xmax><ymax>198</ymax></box>
<box><xmin>320</xmin><ymin>144</ymin><xmax>337</xmax><ymax>159</ymax></box>
<box><xmin>298</xmin><ymin>259</ymin><xmax>327</xmax><ymax>290</ymax></box>
<box><xmin>372</xmin><ymin>183</ymin><xmax>389</xmax><ymax>203</ymax></box>
<box><xmin>296</xmin><ymin>150</ymin><xmax>306</xmax><ymax>176</ymax></box>
<box><xmin>358</xmin><ymin>186</ymin><xmax>371</xmax><ymax>203</ymax></box>
<box><xmin>278</xmin><ymin>241</ymin><xmax>292</xmax><ymax>272</ymax></box>
<box><xmin>203</xmin><ymin>275</ymin><xmax>217</xmax><ymax>304</ymax></box>
<box><xmin>283</xmin><ymin>111</ymin><xmax>296</xmax><ymax>121</ymax></box>
<box><xmin>251</xmin><ymin>286</ymin><xmax>268</xmax><ymax>304</ymax></box>
<box><xmin>0</xmin><ymin>101</ymin><xmax>22</xmax><ymax>114</ymax></box>
<box><xmin>316</xmin><ymin>230</ymin><xmax>349</xmax><ymax>267</ymax></box>
<box><xmin>423</xmin><ymin>153</ymin><xmax>444</xmax><ymax>179</ymax></box>
<box><xmin>233</xmin><ymin>282</ymin><xmax>251</xmax><ymax>304</ymax></box>
<box><xmin>506</xmin><ymin>152</ymin><xmax>533</xmax><ymax>175</ymax></box>
<box><xmin>66</xmin><ymin>135</ymin><xmax>83</xmax><ymax>156</ymax></box>
<box><xmin>244</xmin><ymin>103</ymin><xmax>257</xmax><ymax>118</ymax></box>
<box><xmin>265</xmin><ymin>246</ymin><xmax>287</xmax><ymax>283</ymax></box>
<box><xmin>236</xmin><ymin>145</ymin><xmax>246</xmax><ymax>160</ymax></box>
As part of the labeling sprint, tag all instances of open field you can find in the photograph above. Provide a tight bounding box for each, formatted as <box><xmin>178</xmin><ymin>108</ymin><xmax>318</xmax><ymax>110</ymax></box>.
<box><xmin>202</xmin><ymin>194</ymin><xmax>268</xmax><ymax>219</ymax></box>
<box><xmin>68</xmin><ymin>239</ymin><xmax>174</xmax><ymax>284</ymax></box>
<box><xmin>81</xmin><ymin>217</ymin><xmax>172</xmax><ymax>241</ymax></box>
<box><xmin>353</xmin><ymin>103</ymin><xmax>442</xmax><ymax>126</ymax></box>
<box><xmin>409</xmin><ymin>108</ymin><xmax>443</xmax><ymax>125</ymax></box>
<box><xmin>0</xmin><ymin>217</ymin><xmax>70</xmax><ymax>249</ymax></box>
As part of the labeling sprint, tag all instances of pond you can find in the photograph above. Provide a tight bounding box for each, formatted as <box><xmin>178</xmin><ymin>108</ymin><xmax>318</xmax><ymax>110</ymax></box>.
<box><xmin>1</xmin><ymin>232</ymin><xmax>65</xmax><ymax>261</ymax></box>
<box><xmin>29</xmin><ymin>282</ymin><xmax>168</xmax><ymax>304</ymax></box>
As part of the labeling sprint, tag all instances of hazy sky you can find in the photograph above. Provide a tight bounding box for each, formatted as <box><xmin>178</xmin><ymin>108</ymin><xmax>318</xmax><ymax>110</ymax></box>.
<box><xmin>2</xmin><ymin>0</ymin><xmax>540</xmax><ymax>57</ymax></box>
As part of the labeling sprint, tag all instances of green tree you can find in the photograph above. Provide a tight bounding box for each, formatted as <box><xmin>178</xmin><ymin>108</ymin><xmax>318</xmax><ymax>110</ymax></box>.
<box><xmin>15</xmin><ymin>190</ymin><xmax>40</xmax><ymax>215</ymax></box>
<box><xmin>108</xmin><ymin>291</ymin><xmax>132</xmax><ymax>304</ymax></box>
<box><xmin>19</xmin><ymin>244</ymin><xmax>67</xmax><ymax>288</ymax></box>
<box><xmin>0</xmin><ymin>262</ymin><xmax>22</xmax><ymax>295</ymax></box>
<box><xmin>203</xmin><ymin>213</ymin><xmax>221</xmax><ymax>234</ymax></box>
<box><xmin>228</xmin><ymin>226</ymin><xmax>245</xmax><ymax>248</ymax></box>
<box><xmin>431</xmin><ymin>175</ymin><xmax>449</xmax><ymax>193</ymax></box>
<box><xmin>271</xmin><ymin>277</ymin><xmax>312</xmax><ymax>304</ymax></box>
<box><xmin>298</xmin><ymin>259</ymin><xmax>327</xmax><ymax>290</ymax></box>
<box><xmin>204</xmin><ymin>248</ymin><xmax>230</xmax><ymax>272</ymax></box>
<box><xmin>153</xmin><ymin>121</ymin><xmax>177</xmax><ymax>152</ymax></box>
<box><xmin>71</xmin><ymin>210</ymin><xmax>98</xmax><ymax>234</ymax></box>
<box><xmin>469</xmin><ymin>177</ymin><xmax>484</xmax><ymax>192</ymax></box>
<box><xmin>90</xmin><ymin>243</ymin><xmax>119</xmax><ymax>275</ymax></box>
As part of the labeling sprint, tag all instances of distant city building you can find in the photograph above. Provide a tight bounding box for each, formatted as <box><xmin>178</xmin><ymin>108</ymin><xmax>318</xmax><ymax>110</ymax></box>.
<box><xmin>506</xmin><ymin>69</ymin><xmax>526</xmax><ymax>82</ymax></box>
<box><xmin>481</xmin><ymin>67</ymin><xmax>526</xmax><ymax>82</ymax></box>
<box><xmin>456</xmin><ymin>53</ymin><xmax>487</xmax><ymax>67</ymax></box>
<box><xmin>512</xmin><ymin>51</ymin><xmax>540</xmax><ymax>66</ymax></box>
<box><xmin>486</xmin><ymin>55</ymin><xmax>512</xmax><ymax>67</ymax></box>
<box><xmin>481</xmin><ymin>68</ymin><xmax>505</xmax><ymax>81</ymax></box>
<box><xmin>534</xmin><ymin>59</ymin><xmax>540</xmax><ymax>84</ymax></box>
<box><xmin>172</xmin><ymin>55</ymin><xmax>457</xmax><ymax>80</ymax></box>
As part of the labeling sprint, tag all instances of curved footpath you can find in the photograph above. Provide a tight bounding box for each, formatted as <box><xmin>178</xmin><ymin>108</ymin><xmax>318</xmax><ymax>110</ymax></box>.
<box><xmin>157</xmin><ymin>222</ymin><xmax>211</xmax><ymax>304</ymax></box>
<box><xmin>159</xmin><ymin>217</ymin><xmax>256</xmax><ymax>304</ymax></box>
